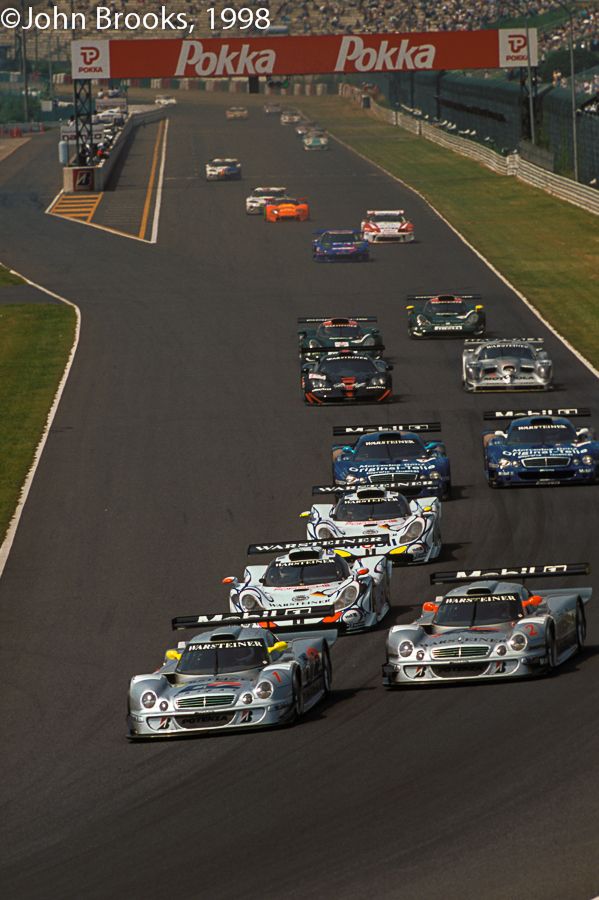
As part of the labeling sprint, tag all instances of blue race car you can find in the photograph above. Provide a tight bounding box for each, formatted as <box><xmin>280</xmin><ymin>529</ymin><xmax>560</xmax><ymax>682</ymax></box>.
<box><xmin>482</xmin><ymin>407</ymin><xmax>599</xmax><ymax>488</ymax></box>
<box><xmin>331</xmin><ymin>423</ymin><xmax>451</xmax><ymax>499</ymax></box>
<box><xmin>313</xmin><ymin>229</ymin><xmax>370</xmax><ymax>262</ymax></box>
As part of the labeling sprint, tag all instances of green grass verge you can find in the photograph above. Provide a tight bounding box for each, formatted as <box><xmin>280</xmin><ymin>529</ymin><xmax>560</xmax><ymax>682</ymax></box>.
<box><xmin>0</xmin><ymin>304</ymin><xmax>76</xmax><ymax>541</ymax></box>
<box><xmin>0</xmin><ymin>265</ymin><xmax>25</xmax><ymax>287</ymax></box>
<box><xmin>297</xmin><ymin>96</ymin><xmax>599</xmax><ymax>368</ymax></box>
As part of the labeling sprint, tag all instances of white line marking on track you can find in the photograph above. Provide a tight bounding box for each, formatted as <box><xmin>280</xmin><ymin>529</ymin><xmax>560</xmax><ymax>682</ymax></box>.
<box><xmin>151</xmin><ymin>117</ymin><xmax>169</xmax><ymax>244</ymax></box>
<box><xmin>328</xmin><ymin>131</ymin><xmax>599</xmax><ymax>381</ymax></box>
<box><xmin>0</xmin><ymin>267</ymin><xmax>81</xmax><ymax>579</ymax></box>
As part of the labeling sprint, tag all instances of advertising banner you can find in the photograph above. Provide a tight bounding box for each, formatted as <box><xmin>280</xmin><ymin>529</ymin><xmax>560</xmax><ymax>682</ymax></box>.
<box><xmin>72</xmin><ymin>29</ymin><xmax>538</xmax><ymax>80</ymax></box>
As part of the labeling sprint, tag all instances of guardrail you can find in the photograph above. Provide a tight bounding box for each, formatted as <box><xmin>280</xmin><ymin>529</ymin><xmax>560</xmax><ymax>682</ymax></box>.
<box><xmin>339</xmin><ymin>84</ymin><xmax>599</xmax><ymax>217</ymax></box>
<box><xmin>62</xmin><ymin>105</ymin><xmax>166</xmax><ymax>192</ymax></box>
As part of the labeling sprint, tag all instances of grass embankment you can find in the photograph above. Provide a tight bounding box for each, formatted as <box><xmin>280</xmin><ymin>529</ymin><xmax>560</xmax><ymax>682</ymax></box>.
<box><xmin>297</xmin><ymin>96</ymin><xmax>599</xmax><ymax>369</ymax></box>
<box><xmin>0</xmin><ymin>268</ymin><xmax>76</xmax><ymax>541</ymax></box>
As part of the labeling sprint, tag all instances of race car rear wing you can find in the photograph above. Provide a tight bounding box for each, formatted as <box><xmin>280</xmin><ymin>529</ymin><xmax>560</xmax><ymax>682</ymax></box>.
<box><xmin>406</xmin><ymin>293</ymin><xmax>482</xmax><ymax>301</ymax></box>
<box><xmin>298</xmin><ymin>316</ymin><xmax>378</xmax><ymax>323</ymax></box>
<box><xmin>311</xmin><ymin>481</ymin><xmax>437</xmax><ymax>494</ymax></box>
<box><xmin>463</xmin><ymin>337</ymin><xmax>544</xmax><ymax>345</ymax></box>
<box><xmin>430</xmin><ymin>563</ymin><xmax>589</xmax><ymax>584</ymax></box>
<box><xmin>247</xmin><ymin>535</ymin><xmax>389</xmax><ymax>555</ymax></box>
<box><xmin>172</xmin><ymin>607</ymin><xmax>338</xmax><ymax>632</ymax></box>
<box><xmin>483</xmin><ymin>407</ymin><xmax>591</xmax><ymax>420</ymax></box>
<box><xmin>333</xmin><ymin>423</ymin><xmax>441</xmax><ymax>435</ymax></box>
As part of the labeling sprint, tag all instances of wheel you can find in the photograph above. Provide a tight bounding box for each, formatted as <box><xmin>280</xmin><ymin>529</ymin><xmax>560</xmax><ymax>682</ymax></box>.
<box><xmin>545</xmin><ymin>624</ymin><xmax>558</xmax><ymax>670</ymax></box>
<box><xmin>321</xmin><ymin>646</ymin><xmax>332</xmax><ymax>698</ymax></box>
<box><xmin>575</xmin><ymin>599</ymin><xmax>586</xmax><ymax>650</ymax></box>
<box><xmin>290</xmin><ymin>670</ymin><xmax>304</xmax><ymax>721</ymax></box>
<box><xmin>442</xmin><ymin>482</ymin><xmax>452</xmax><ymax>501</ymax></box>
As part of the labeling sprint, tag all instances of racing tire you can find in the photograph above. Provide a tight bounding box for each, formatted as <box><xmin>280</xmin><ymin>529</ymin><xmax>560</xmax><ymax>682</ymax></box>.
<box><xmin>290</xmin><ymin>670</ymin><xmax>304</xmax><ymax>722</ymax></box>
<box><xmin>545</xmin><ymin>624</ymin><xmax>558</xmax><ymax>671</ymax></box>
<box><xmin>441</xmin><ymin>482</ymin><xmax>452</xmax><ymax>501</ymax></box>
<box><xmin>575</xmin><ymin>599</ymin><xmax>586</xmax><ymax>651</ymax></box>
<box><xmin>321</xmin><ymin>646</ymin><xmax>332</xmax><ymax>698</ymax></box>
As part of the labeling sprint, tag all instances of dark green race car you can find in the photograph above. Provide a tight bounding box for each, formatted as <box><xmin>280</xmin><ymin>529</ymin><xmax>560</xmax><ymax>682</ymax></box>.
<box><xmin>298</xmin><ymin>316</ymin><xmax>384</xmax><ymax>360</ymax></box>
<box><xmin>406</xmin><ymin>294</ymin><xmax>485</xmax><ymax>339</ymax></box>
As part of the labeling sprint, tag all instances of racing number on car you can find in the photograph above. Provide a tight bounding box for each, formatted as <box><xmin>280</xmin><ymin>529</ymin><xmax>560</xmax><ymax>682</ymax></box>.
<box><xmin>523</xmin><ymin>623</ymin><xmax>538</xmax><ymax>637</ymax></box>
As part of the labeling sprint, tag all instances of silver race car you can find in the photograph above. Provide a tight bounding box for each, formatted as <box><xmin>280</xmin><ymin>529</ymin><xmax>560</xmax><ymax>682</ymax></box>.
<box><xmin>225</xmin><ymin>536</ymin><xmax>391</xmax><ymax>632</ymax></box>
<box><xmin>302</xmin><ymin>483</ymin><xmax>442</xmax><ymax>565</ymax></box>
<box><xmin>128</xmin><ymin>609</ymin><xmax>337</xmax><ymax>738</ymax></box>
<box><xmin>383</xmin><ymin>562</ymin><xmax>590</xmax><ymax>687</ymax></box>
<box><xmin>462</xmin><ymin>338</ymin><xmax>553</xmax><ymax>391</ymax></box>
<box><xmin>245</xmin><ymin>186</ymin><xmax>287</xmax><ymax>214</ymax></box>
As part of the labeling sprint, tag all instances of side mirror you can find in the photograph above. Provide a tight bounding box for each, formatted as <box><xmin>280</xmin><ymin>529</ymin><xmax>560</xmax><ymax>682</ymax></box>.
<box><xmin>405</xmin><ymin>305</ymin><xmax>414</xmax><ymax>311</ymax></box>
<box><xmin>342</xmin><ymin>445</ymin><xmax>354</xmax><ymax>453</ymax></box>
<box><xmin>222</xmin><ymin>576</ymin><xmax>235</xmax><ymax>584</ymax></box>
<box><xmin>422</xmin><ymin>601</ymin><xmax>438</xmax><ymax>614</ymax></box>
<box><xmin>299</xmin><ymin>511</ymin><xmax>310</xmax><ymax>518</ymax></box>
<box><xmin>268</xmin><ymin>640</ymin><xmax>288</xmax><ymax>653</ymax></box>
<box><xmin>475</xmin><ymin>304</ymin><xmax>484</xmax><ymax>310</ymax></box>
<box><xmin>357</xmin><ymin>567</ymin><xmax>369</xmax><ymax>576</ymax></box>
<box><xmin>164</xmin><ymin>648</ymin><xmax>182</xmax><ymax>661</ymax></box>
<box><xmin>523</xmin><ymin>594</ymin><xmax>543</xmax><ymax>609</ymax></box>
<box><xmin>387</xmin><ymin>364</ymin><xmax>394</xmax><ymax>371</ymax></box>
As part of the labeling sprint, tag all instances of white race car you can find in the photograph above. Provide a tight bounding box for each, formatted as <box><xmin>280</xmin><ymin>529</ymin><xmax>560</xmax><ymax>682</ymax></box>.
<box><xmin>281</xmin><ymin>109</ymin><xmax>302</xmax><ymax>125</ymax></box>
<box><xmin>361</xmin><ymin>210</ymin><xmax>415</xmax><ymax>243</ymax></box>
<box><xmin>155</xmin><ymin>95</ymin><xmax>177</xmax><ymax>106</ymax></box>
<box><xmin>245</xmin><ymin>186</ymin><xmax>287</xmax><ymax>215</ymax></box>
<box><xmin>303</xmin><ymin>484</ymin><xmax>442</xmax><ymax>565</ymax></box>
<box><xmin>205</xmin><ymin>158</ymin><xmax>242</xmax><ymax>181</ymax></box>
<box><xmin>224</xmin><ymin>537</ymin><xmax>391</xmax><ymax>633</ymax></box>
<box><xmin>226</xmin><ymin>106</ymin><xmax>248</xmax><ymax>120</ymax></box>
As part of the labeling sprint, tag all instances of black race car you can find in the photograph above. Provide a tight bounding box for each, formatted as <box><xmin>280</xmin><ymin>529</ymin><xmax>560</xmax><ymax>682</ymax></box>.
<box><xmin>302</xmin><ymin>350</ymin><xmax>393</xmax><ymax>405</ymax></box>
<box><xmin>298</xmin><ymin>316</ymin><xmax>384</xmax><ymax>360</ymax></box>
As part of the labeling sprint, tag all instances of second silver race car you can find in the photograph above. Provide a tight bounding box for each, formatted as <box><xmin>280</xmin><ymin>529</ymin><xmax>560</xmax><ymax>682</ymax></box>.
<box><xmin>462</xmin><ymin>338</ymin><xmax>553</xmax><ymax>391</ymax></box>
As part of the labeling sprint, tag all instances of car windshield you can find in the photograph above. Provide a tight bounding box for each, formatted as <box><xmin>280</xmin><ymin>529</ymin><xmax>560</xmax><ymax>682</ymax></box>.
<box><xmin>176</xmin><ymin>640</ymin><xmax>268</xmax><ymax>675</ymax></box>
<box><xmin>263</xmin><ymin>557</ymin><xmax>348</xmax><ymax>586</ymax></box>
<box><xmin>317</xmin><ymin>324</ymin><xmax>362</xmax><ymax>339</ymax></box>
<box><xmin>254</xmin><ymin>188</ymin><xmax>284</xmax><ymax>197</ymax></box>
<box><xmin>371</xmin><ymin>214</ymin><xmax>405</xmax><ymax>223</ymax></box>
<box><xmin>322</xmin><ymin>232</ymin><xmax>360</xmax><ymax>244</ymax></box>
<box><xmin>335</xmin><ymin>497</ymin><xmax>409</xmax><ymax>520</ymax></box>
<box><xmin>481</xmin><ymin>344</ymin><xmax>535</xmax><ymax>360</ymax></box>
<box><xmin>425</xmin><ymin>301</ymin><xmax>467</xmax><ymax>315</ymax></box>
<box><xmin>319</xmin><ymin>358</ymin><xmax>377</xmax><ymax>378</ymax></box>
<box><xmin>354</xmin><ymin>437</ymin><xmax>425</xmax><ymax>461</ymax></box>
<box><xmin>507</xmin><ymin>423</ymin><xmax>576</xmax><ymax>444</ymax></box>
<box><xmin>434</xmin><ymin>595</ymin><xmax>522</xmax><ymax>628</ymax></box>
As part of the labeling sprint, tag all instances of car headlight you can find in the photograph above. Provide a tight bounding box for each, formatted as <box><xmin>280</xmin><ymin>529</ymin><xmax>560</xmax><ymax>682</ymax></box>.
<box><xmin>401</xmin><ymin>519</ymin><xmax>424</xmax><ymax>542</ymax></box>
<box><xmin>495</xmin><ymin>644</ymin><xmax>507</xmax><ymax>656</ymax></box>
<box><xmin>334</xmin><ymin>583</ymin><xmax>360</xmax><ymax>610</ymax></box>
<box><xmin>466</xmin><ymin>365</ymin><xmax>477</xmax><ymax>379</ymax></box>
<box><xmin>141</xmin><ymin>691</ymin><xmax>157</xmax><ymax>709</ymax></box>
<box><xmin>498</xmin><ymin>457</ymin><xmax>511</xmax><ymax>469</ymax></box>
<box><xmin>416</xmin><ymin>315</ymin><xmax>430</xmax><ymax>326</ymax></box>
<box><xmin>241</xmin><ymin>692</ymin><xmax>254</xmax><ymax>705</ymax></box>
<box><xmin>370</xmin><ymin>376</ymin><xmax>386</xmax><ymax>386</ymax></box>
<box><xmin>399</xmin><ymin>640</ymin><xmax>414</xmax><ymax>658</ymax></box>
<box><xmin>345</xmin><ymin>475</ymin><xmax>358</xmax><ymax>484</ymax></box>
<box><xmin>254</xmin><ymin>680</ymin><xmax>274</xmax><ymax>700</ymax></box>
<box><xmin>240</xmin><ymin>591</ymin><xmax>261</xmax><ymax>612</ymax></box>
<box><xmin>582</xmin><ymin>454</ymin><xmax>593</xmax><ymax>465</ymax></box>
<box><xmin>429</xmin><ymin>470</ymin><xmax>441</xmax><ymax>480</ymax></box>
<box><xmin>509</xmin><ymin>632</ymin><xmax>528</xmax><ymax>652</ymax></box>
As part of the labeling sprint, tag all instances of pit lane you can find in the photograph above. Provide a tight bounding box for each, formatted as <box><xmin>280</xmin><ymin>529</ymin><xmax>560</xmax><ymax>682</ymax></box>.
<box><xmin>0</xmin><ymin>94</ymin><xmax>597</xmax><ymax>900</ymax></box>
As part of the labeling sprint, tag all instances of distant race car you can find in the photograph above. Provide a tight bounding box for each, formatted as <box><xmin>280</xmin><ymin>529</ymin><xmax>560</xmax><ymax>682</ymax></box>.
<box><xmin>303</xmin><ymin>483</ymin><xmax>442</xmax><ymax>565</ymax></box>
<box><xmin>303</xmin><ymin>133</ymin><xmax>329</xmax><ymax>150</ymax></box>
<box><xmin>302</xmin><ymin>351</ymin><xmax>393</xmax><ymax>404</ymax></box>
<box><xmin>361</xmin><ymin>210</ymin><xmax>414</xmax><ymax>243</ymax></box>
<box><xmin>225</xmin><ymin>106</ymin><xmax>248</xmax><ymax>120</ymax></box>
<box><xmin>482</xmin><ymin>407</ymin><xmax>599</xmax><ymax>487</ymax></box>
<box><xmin>263</xmin><ymin>102</ymin><xmax>282</xmax><ymax>115</ymax></box>
<box><xmin>245</xmin><ymin>186</ymin><xmax>287</xmax><ymax>214</ymax></box>
<box><xmin>127</xmin><ymin>609</ymin><xmax>337</xmax><ymax>738</ymax></box>
<box><xmin>205</xmin><ymin>158</ymin><xmax>242</xmax><ymax>181</ymax></box>
<box><xmin>281</xmin><ymin>110</ymin><xmax>302</xmax><ymax>124</ymax></box>
<box><xmin>297</xmin><ymin>316</ymin><xmax>384</xmax><ymax>359</ymax></box>
<box><xmin>155</xmin><ymin>95</ymin><xmax>177</xmax><ymax>106</ymax></box>
<box><xmin>332</xmin><ymin>423</ymin><xmax>451</xmax><ymax>499</ymax></box>
<box><xmin>382</xmin><ymin>562</ymin><xmax>591</xmax><ymax>686</ymax></box>
<box><xmin>313</xmin><ymin>230</ymin><xmax>370</xmax><ymax>262</ymax></box>
<box><xmin>462</xmin><ymin>338</ymin><xmax>553</xmax><ymax>391</ymax></box>
<box><xmin>406</xmin><ymin>293</ymin><xmax>485</xmax><ymax>338</ymax></box>
<box><xmin>224</xmin><ymin>536</ymin><xmax>391</xmax><ymax>633</ymax></box>
<box><xmin>295</xmin><ymin>121</ymin><xmax>318</xmax><ymax>136</ymax></box>
<box><xmin>265</xmin><ymin>197</ymin><xmax>310</xmax><ymax>222</ymax></box>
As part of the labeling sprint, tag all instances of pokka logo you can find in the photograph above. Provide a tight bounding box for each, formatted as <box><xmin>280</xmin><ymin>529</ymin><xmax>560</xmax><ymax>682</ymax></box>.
<box><xmin>80</xmin><ymin>46</ymin><xmax>100</xmax><ymax>65</ymax></box>
<box><xmin>507</xmin><ymin>34</ymin><xmax>528</xmax><ymax>53</ymax></box>
<box><xmin>72</xmin><ymin>40</ymin><xmax>110</xmax><ymax>77</ymax></box>
<box><xmin>334</xmin><ymin>36</ymin><xmax>436</xmax><ymax>72</ymax></box>
<box><xmin>175</xmin><ymin>40</ymin><xmax>275</xmax><ymax>76</ymax></box>
<box><xmin>499</xmin><ymin>28</ymin><xmax>538</xmax><ymax>67</ymax></box>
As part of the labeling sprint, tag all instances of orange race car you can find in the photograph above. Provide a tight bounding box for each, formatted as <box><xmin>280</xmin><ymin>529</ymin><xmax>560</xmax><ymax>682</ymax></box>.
<box><xmin>264</xmin><ymin>197</ymin><xmax>310</xmax><ymax>222</ymax></box>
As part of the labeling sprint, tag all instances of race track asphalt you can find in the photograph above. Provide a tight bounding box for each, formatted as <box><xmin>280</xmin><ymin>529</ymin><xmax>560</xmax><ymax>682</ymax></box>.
<box><xmin>1</xmin><ymin>97</ymin><xmax>598</xmax><ymax>900</ymax></box>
